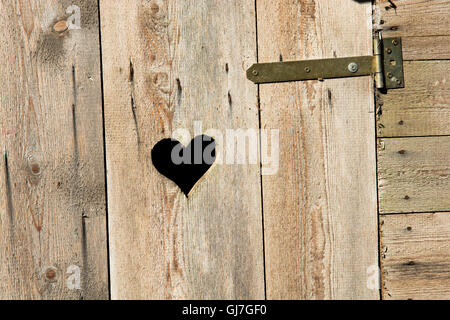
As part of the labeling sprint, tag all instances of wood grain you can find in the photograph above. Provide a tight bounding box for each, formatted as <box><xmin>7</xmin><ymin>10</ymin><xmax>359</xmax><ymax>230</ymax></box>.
<box><xmin>377</xmin><ymin>61</ymin><xmax>450</xmax><ymax>137</ymax></box>
<box><xmin>401</xmin><ymin>36</ymin><xmax>450</xmax><ymax>61</ymax></box>
<box><xmin>257</xmin><ymin>0</ymin><xmax>379</xmax><ymax>299</ymax></box>
<box><xmin>378</xmin><ymin>137</ymin><xmax>450</xmax><ymax>214</ymax></box>
<box><xmin>374</xmin><ymin>0</ymin><xmax>450</xmax><ymax>38</ymax></box>
<box><xmin>100</xmin><ymin>0</ymin><xmax>264</xmax><ymax>299</ymax></box>
<box><xmin>374</xmin><ymin>1</ymin><xmax>450</xmax><ymax>60</ymax></box>
<box><xmin>381</xmin><ymin>212</ymin><xmax>450</xmax><ymax>299</ymax></box>
<box><xmin>0</xmin><ymin>0</ymin><xmax>108</xmax><ymax>299</ymax></box>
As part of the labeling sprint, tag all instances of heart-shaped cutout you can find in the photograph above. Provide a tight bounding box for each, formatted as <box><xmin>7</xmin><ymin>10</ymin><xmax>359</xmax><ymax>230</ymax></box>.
<box><xmin>151</xmin><ymin>135</ymin><xmax>216</xmax><ymax>196</ymax></box>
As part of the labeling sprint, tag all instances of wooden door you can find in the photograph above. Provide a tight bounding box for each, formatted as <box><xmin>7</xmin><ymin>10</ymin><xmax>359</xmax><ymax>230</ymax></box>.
<box><xmin>3</xmin><ymin>0</ymin><xmax>447</xmax><ymax>300</ymax></box>
<box><xmin>99</xmin><ymin>0</ymin><xmax>378</xmax><ymax>299</ymax></box>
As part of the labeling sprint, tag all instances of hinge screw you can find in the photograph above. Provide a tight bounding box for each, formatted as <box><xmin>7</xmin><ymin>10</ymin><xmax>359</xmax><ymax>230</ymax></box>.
<box><xmin>348</xmin><ymin>62</ymin><xmax>358</xmax><ymax>73</ymax></box>
<box><xmin>387</xmin><ymin>72</ymin><xmax>393</xmax><ymax>79</ymax></box>
<box><xmin>304</xmin><ymin>67</ymin><xmax>311</xmax><ymax>73</ymax></box>
<box><xmin>392</xmin><ymin>39</ymin><xmax>399</xmax><ymax>46</ymax></box>
<box><xmin>252</xmin><ymin>69</ymin><xmax>258</xmax><ymax>76</ymax></box>
<box><xmin>386</xmin><ymin>48</ymin><xmax>392</xmax><ymax>54</ymax></box>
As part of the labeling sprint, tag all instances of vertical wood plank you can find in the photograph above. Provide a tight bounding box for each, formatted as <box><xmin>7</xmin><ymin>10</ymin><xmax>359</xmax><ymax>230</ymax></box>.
<box><xmin>100</xmin><ymin>0</ymin><xmax>264</xmax><ymax>299</ymax></box>
<box><xmin>257</xmin><ymin>0</ymin><xmax>379</xmax><ymax>299</ymax></box>
<box><xmin>0</xmin><ymin>0</ymin><xmax>108</xmax><ymax>299</ymax></box>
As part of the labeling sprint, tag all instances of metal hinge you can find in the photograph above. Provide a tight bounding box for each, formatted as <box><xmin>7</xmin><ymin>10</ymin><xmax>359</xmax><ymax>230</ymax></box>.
<box><xmin>247</xmin><ymin>36</ymin><xmax>404</xmax><ymax>90</ymax></box>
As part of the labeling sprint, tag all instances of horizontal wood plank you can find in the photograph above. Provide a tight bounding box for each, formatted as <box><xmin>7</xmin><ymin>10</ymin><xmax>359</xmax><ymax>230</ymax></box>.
<box><xmin>375</xmin><ymin>0</ymin><xmax>450</xmax><ymax>37</ymax></box>
<box><xmin>381</xmin><ymin>212</ymin><xmax>450</xmax><ymax>299</ymax></box>
<box><xmin>374</xmin><ymin>1</ymin><xmax>450</xmax><ymax>60</ymax></box>
<box><xmin>378</xmin><ymin>137</ymin><xmax>450</xmax><ymax>214</ymax></box>
<box><xmin>377</xmin><ymin>61</ymin><xmax>450</xmax><ymax>137</ymax></box>
<box><xmin>401</xmin><ymin>36</ymin><xmax>450</xmax><ymax>61</ymax></box>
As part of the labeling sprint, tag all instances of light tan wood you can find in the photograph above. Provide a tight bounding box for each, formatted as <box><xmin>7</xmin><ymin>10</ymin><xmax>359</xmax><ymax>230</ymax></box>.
<box><xmin>100</xmin><ymin>0</ymin><xmax>264</xmax><ymax>299</ymax></box>
<box><xmin>381</xmin><ymin>212</ymin><xmax>450</xmax><ymax>299</ymax></box>
<box><xmin>374</xmin><ymin>1</ymin><xmax>450</xmax><ymax>60</ymax></box>
<box><xmin>0</xmin><ymin>0</ymin><xmax>108</xmax><ymax>299</ymax></box>
<box><xmin>375</xmin><ymin>0</ymin><xmax>450</xmax><ymax>38</ymax></box>
<box><xmin>401</xmin><ymin>36</ymin><xmax>450</xmax><ymax>61</ymax></box>
<box><xmin>258</xmin><ymin>0</ymin><xmax>379</xmax><ymax>299</ymax></box>
<box><xmin>377</xmin><ymin>61</ymin><xmax>450</xmax><ymax>137</ymax></box>
<box><xmin>378</xmin><ymin>137</ymin><xmax>450</xmax><ymax>214</ymax></box>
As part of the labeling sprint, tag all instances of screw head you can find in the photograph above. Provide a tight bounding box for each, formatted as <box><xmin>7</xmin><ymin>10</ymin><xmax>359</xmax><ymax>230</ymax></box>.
<box><xmin>348</xmin><ymin>62</ymin><xmax>358</xmax><ymax>73</ymax></box>
<box><xmin>252</xmin><ymin>69</ymin><xmax>258</xmax><ymax>76</ymax></box>
<box><xmin>396</xmin><ymin>79</ymin><xmax>402</xmax><ymax>85</ymax></box>
<box><xmin>387</xmin><ymin>72</ymin><xmax>393</xmax><ymax>78</ymax></box>
<box><xmin>386</xmin><ymin>48</ymin><xmax>392</xmax><ymax>54</ymax></box>
<box><xmin>392</xmin><ymin>39</ymin><xmax>399</xmax><ymax>46</ymax></box>
<box><xmin>304</xmin><ymin>67</ymin><xmax>311</xmax><ymax>73</ymax></box>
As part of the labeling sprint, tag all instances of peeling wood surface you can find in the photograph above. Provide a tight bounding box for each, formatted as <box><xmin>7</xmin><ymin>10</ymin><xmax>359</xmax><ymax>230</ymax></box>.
<box><xmin>258</xmin><ymin>0</ymin><xmax>379</xmax><ymax>299</ymax></box>
<box><xmin>377</xmin><ymin>61</ymin><xmax>450</xmax><ymax>137</ymax></box>
<box><xmin>378</xmin><ymin>137</ymin><xmax>450</xmax><ymax>214</ymax></box>
<box><xmin>100</xmin><ymin>0</ymin><xmax>264</xmax><ymax>299</ymax></box>
<box><xmin>381</xmin><ymin>212</ymin><xmax>450</xmax><ymax>300</ymax></box>
<box><xmin>0</xmin><ymin>0</ymin><xmax>108</xmax><ymax>299</ymax></box>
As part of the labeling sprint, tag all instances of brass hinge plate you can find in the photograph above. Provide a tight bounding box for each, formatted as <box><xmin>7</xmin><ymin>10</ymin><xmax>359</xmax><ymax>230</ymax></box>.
<box><xmin>382</xmin><ymin>37</ymin><xmax>404</xmax><ymax>89</ymax></box>
<box><xmin>246</xmin><ymin>37</ymin><xmax>404</xmax><ymax>90</ymax></box>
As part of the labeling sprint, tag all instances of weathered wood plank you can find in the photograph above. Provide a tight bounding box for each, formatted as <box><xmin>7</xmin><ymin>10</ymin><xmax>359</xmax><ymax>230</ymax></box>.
<box><xmin>401</xmin><ymin>36</ymin><xmax>450</xmax><ymax>61</ymax></box>
<box><xmin>100</xmin><ymin>0</ymin><xmax>264</xmax><ymax>299</ymax></box>
<box><xmin>375</xmin><ymin>0</ymin><xmax>450</xmax><ymax>38</ymax></box>
<box><xmin>381</xmin><ymin>212</ymin><xmax>450</xmax><ymax>299</ymax></box>
<box><xmin>0</xmin><ymin>0</ymin><xmax>108</xmax><ymax>299</ymax></box>
<box><xmin>378</xmin><ymin>137</ymin><xmax>450</xmax><ymax>214</ymax></box>
<box><xmin>258</xmin><ymin>0</ymin><xmax>379</xmax><ymax>299</ymax></box>
<box><xmin>377</xmin><ymin>61</ymin><xmax>450</xmax><ymax>137</ymax></box>
<box><xmin>374</xmin><ymin>1</ymin><xmax>450</xmax><ymax>60</ymax></box>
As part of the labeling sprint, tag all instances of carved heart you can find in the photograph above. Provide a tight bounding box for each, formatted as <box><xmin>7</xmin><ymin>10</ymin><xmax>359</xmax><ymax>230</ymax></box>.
<box><xmin>151</xmin><ymin>135</ymin><xmax>216</xmax><ymax>196</ymax></box>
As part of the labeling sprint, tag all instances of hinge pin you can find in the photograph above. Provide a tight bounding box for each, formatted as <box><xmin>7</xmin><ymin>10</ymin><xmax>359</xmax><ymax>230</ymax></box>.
<box><xmin>373</xmin><ymin>36</ymin><xmax>385</xmax><ymax>89</ymax></box>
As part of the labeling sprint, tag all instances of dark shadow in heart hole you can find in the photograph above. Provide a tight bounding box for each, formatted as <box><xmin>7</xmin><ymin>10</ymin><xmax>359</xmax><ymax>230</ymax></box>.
<box><xmin>151</xmin><ymin>135</ymin><xmax>216</xmax><ymax>196</ymax></box>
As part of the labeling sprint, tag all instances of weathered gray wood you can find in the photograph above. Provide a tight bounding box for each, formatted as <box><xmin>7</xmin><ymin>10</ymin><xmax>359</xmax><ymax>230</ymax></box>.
<box><xmin>381</xmin><ymin>212</ymin><xmax>450</xmax><ymax>299</ymax></box>
<box><xmin>0</xmin><ymin>0</ymin><xmax>108</xmax><ymax>299</ymax></box>
<box><xmin>374</xmin><ymin>1</ymin><xmax>450</xmax><ymax>60</ymax></box>
<box><xmin>378</xmin><ymin>137</ymin><xmax>450</xmax><ymax>214</ymax></box>
<box><xmin>100</xmin><ymin>0</ymin><xmax>264</xmax><ymax>299</ymax></box>
<box><xmin>375</xmin><ymin>0</ymin><xmax>450</xmax><ymax>37</ymax></box>
<box><xmin>258</xmin><ymin>0</ymin><xmax>379</xmax><ymax>299</ymax></box>
<box><xmin>377</xmin><ymin>61</ymin><xmax>450</xmax><ymax>137</ymax></box>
